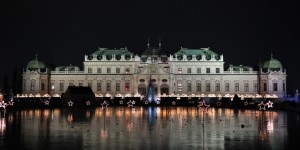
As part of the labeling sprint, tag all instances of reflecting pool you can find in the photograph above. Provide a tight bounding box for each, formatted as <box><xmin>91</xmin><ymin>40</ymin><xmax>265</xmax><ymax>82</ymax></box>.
<box><xmin>1</xmin><ymin>107</ymin><xmax>299</xmax><ymax>150</ymax></box>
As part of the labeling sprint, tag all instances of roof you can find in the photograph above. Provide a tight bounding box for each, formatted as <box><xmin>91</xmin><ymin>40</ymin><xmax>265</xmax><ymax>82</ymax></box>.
<box><xmin>263</xmin><ymin>55</ymin><xmax>283</xmax><ymax>71</ymax></box>
<box><xmin>55</xmin><ymin>65</ymin><xmax>80</xmax><ymax>71</ymax></box>
<box><xmin>26</xmin><ymin>55</ymin><xmax>46</xmax><ymax>71</ymax></box>
<box><xmin>141</xmin><ymin>47</ymin><xmax>169</xmax><ymax>57</ymax></box>
<box><xmin>174</xmin><ymin>47</ymin><xmax>219</xmax><ymax>56</ymax></box>
<box><xmin>90</xmin><ymin>47</ymin><xmax>133</xmax><ymax>56</ymax></box>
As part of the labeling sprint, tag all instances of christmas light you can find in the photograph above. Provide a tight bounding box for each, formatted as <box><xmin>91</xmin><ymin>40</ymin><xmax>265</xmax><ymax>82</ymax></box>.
<box><xmin>266</xmin><ymin>101</ymin><xmax>273</xmax><ymax>108</ymax></box>
<box><xmin>86</xmin><ymin>100</ymin><xmax>91</xmax><ymax>106</ymax></box>
<box><xmin>127</xmin><ymin>100</ymin><xmax>134</xmax><ymax>107</ymax></box>
<box><xmin>258</xmin><ymin>101</ymin><xmax>266</xmax><ymax>110</ymax></box>
<box><xmin>45</xmin><ymin>100</ymin><xmax>49</xmax><ymax>106</ymax></box>
<box><xmin>68</xmin><ymin>101</ymin><xmax>74</xmax><ymax>107</ymax></box>
<box><xmin>197</xmin><ymin>99</ymin><xmax>210</xmax><ymax>111</ymax></box>
<box><xmin>119</xmin><ymin>100</ymin><xmax>123</xmax><ymax>105</ymax></box>
<box><xmin>172</xmin><ymin>101</ymin><xmax>176</xmax><ymax>105</ymax></box>
<box><xmin>101</xmin><ymin>101</ymin><xmax>109</xmax><ymax>109</ymax></box>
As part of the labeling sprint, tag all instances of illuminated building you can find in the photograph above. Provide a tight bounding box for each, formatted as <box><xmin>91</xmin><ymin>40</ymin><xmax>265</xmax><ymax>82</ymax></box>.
<box><xmin>21</xmin><ymin>43</ymin><xmax>287</xmax><ymax>100</ymax></box>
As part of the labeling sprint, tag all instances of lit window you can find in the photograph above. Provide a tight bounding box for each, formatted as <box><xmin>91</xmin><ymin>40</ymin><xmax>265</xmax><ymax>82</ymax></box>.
<box><xmin>178</xmin><ymin>68</ymin><xmax>182</xmax><ymax>74</ymax></box>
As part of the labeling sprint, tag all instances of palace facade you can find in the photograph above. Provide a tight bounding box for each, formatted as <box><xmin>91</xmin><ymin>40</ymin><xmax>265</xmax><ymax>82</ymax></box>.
<box><xmin>22</xmin><ymin>45</ymin><xmax>287</xmax><ymax>100</ymax></box>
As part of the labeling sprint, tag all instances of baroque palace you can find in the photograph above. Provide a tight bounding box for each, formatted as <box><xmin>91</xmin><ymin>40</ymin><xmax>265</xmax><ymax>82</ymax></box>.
<box><xmin>22</xmin><ymin>43</ymin><xmax>287</xmax><ymax>100</ymax></box>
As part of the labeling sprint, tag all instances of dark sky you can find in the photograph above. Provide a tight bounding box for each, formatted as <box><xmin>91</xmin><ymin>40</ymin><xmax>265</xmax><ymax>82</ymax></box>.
<box><xmin>0</xmin><ymin>0</ymin><xmax>299</xmax><ymax>95</ymax></box>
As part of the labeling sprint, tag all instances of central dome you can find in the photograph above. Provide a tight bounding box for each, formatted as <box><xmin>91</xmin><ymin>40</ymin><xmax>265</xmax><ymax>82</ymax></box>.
<box><xmin>26</xmin><ymin>56</ymin><xmax>46</xmax><ymax>71</ymax></box>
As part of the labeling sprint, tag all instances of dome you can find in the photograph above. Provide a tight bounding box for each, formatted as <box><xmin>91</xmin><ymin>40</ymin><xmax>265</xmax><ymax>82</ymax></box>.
<box><xmin>26</xmin><ymin>56</ymin><xmax>46</xmax><ymax>71</ymax></box>
<box><xmin>263</xmin><ymin>56</ymin><xmax>282</xmax><ymax>71</ymax></box>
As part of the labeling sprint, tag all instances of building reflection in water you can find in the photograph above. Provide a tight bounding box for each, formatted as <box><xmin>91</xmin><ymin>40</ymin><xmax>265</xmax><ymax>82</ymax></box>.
<box><xmin>1</xmin><ymin>107</ymin><xmax>298</xmax><ymax>150</ymax></box>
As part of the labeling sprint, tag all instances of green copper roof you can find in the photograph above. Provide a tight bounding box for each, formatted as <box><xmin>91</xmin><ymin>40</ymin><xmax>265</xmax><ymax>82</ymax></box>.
<box><xmin>26</xmin><ymin>56</ymin><xmax>46</xmax><ymax>71</ymax></box>
<box><xmin>263</xmin><ymin>57</ymin><xmax>283</xmax><ymax>71</ymax></box>
<box><xmin>174</xmin><ymin>47</ymin><xmax>219</xmax><ymax>56</ymax></box>
<box><xmin>90</xmin><ymin>47</ymin><xmax>133</xmax><ymax>56</ymax></box>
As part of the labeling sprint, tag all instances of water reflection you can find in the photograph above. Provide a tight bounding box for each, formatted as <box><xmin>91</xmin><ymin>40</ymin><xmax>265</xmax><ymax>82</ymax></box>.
<box><xmin>0</xmin><ymin>107</ymin><xmax>299</xmax><ymax>150</ymax></box>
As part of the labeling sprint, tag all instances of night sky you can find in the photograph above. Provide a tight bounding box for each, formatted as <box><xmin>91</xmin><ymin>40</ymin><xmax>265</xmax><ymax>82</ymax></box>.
<box><xmin>0</xmin><ymin>0</ymin><xmax>299</xmax><ymax>96</ymax></box>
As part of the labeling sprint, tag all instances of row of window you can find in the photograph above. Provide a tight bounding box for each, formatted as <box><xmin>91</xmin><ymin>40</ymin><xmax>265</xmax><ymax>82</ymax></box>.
<box><xmin>178</xmin><ymin>68</ymin><xmax>220</xmax><ymax>74</ymax></box>
<box><xmin>27</xmin><ymin>81</ymin><xmax>284</xmax><ymax>94</ymax></box>
<box><xmin>87</xmin><ymin>67</ymin><xmax>130</xmax><ymax>74</ymax></box>
<box><xmin>178</xmin><ymin>82</ymin><xmax>283</xmax><ymax>92</ymax></box>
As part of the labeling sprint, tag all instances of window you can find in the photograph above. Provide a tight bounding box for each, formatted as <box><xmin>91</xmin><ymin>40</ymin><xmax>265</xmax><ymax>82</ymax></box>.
<box><xmin>125</xmin><ymin>82</ymin><xmax>130</xmax><ymax>92</ymax></box>
<box><xmin>283</xmin><ymin>83</ymin><xmax>286</xmax><ymax>92</ymax></box>
<box><xmin>263</xmin><ymin>83</ymin><xmax>267</xmax><ymax>91</ymax></box>
<box><xmin>197</xmin><ymin>68</ymin><xmax>201</xmax><ymax>74</ymax></box>
<box><xmin>254</xmin><ymin>83</ymin><xmax>258</xmax><ymax>92</ymax></box>
<box><xmin>244</xmin><ymin>83</ymin><xmax>249</xmax><ymax>92</ymax></box>
<box><xmin>107</xmin><ymin>82</ymin><xmax>111</xmax><ymax>91</ymax></box>
<box><xmin>79</xmin><ymin>80</ymin><xmax>83</xmax><ymax>86</ymax></box>
<box><xmin>234</xmin><ymin>83</ymin><xmax>239</xmax><ymax>92</ymax></box>
<box><xmin>206</xmin><ymin>68</ymin><xmax>210</xmax><ymax>73</ymax></box>
<box><xmin>178</xmin><ymin>68</ymin><xmax>182</xmax><ymax>74</ymax></box>
<box><xmin>196</xmin><ymin>82</ymin><xmax>201</xmax><ymax>92</ymax></box>
<box><xmin>216</xmin><ymin>68</ymin><xmax>220</xmax><ymax>73</ymax></box>
<box><xmin>116</xmin><ymin>68</ymin><xmax>120</xmax><ymax>74</ymax></box>
<box><xmin>60</xmin><ymin>82</ymin><xmax>64</xmax><ymax>91</ymax></box>
<box><xmin>187</xmin><ymin>68</ymin><xmax>191</xmax><ymax>74</ymax></box>
<box><xmin>273</xmin><ymin>83</ymin><xmax>278</xmax><ymax>91</ymax></box>
<box><xmin>88</xmin><ymin>68</ymin><xmax>92</xmax><ymax>73</ymax></box>
<box><xmin>88</xmin><ymin>80</ymin><xmax>92</xmax><ymax>87</ymax></box>
<box><xmin>206</xmin><ymin>82</ymin><xmax>210</xmax><ymax>92</ymax></box>
<box><xmin>30</xmin><ymin>80</ymin><xmax>35</xmax><ymax>91</ymax></box>
<box><xmin>187</xmin><ymin>82</ymin><xmax>192</xmax><ymax>92</ymax></box>
<box><xmin>125</xmin><ymin>68</ymin><xmax>130</xmax><ymax>73</ymax></box>
<box><xmin>97</xmin><ymin>82</ymin><xmax>102</xmax><ymax>91</ymax></box>
<box><xmin>177</xmin><ymin>81</ymin><xmax>182</xmax><ymax>92</ymax></box>
<box><xmin>216</xmin><ymin>83</ymin><xmax>220</xmax><ymax>92</ymax></box>
<box><xmin>116</xmin><ymin>82</ymin><xmax>120</xmax><ymax>92</ymax></box>
<box><xmin>107</xmin><ymin>68</ymin><xmax>111</xmax><ymax>74</ymax></box>
<box><xmin>97</xmin><ymin>68</ymin><xmax>102</xmax><ymax>73</ymax></box>
<box><xmin>69</xmin><ymin>80</ymin><xmax>74</xmax><ymax>86</ymax></box>
<box><xmin>41</xmin><ymin>83</ymin><xmax>45</xmax><ymax>91</ymax></box>
<box><xmin>50</xmin><ymin>82</ymin><xmax>55</xmax><ymax>91</ymax></box>
<box><xmin>225</xmin><ymin>83</ymin><xmax>229</xmax><ymax>92</ymax></box>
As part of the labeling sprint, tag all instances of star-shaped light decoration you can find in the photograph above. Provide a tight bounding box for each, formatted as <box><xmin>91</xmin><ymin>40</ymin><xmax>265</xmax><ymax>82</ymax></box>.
<box><xmin>266</xmin><ymin>100</ymin><xmax>273</xmax><ymax>108</ymax></box>
<box><xmin>144</xmin><ymin>100</ymin><xmax>148</xmax><ymax>105</ymax></box>
<box><xmin>244</xmin><ymin>101</ymin><xmax>248</xmax><ymax>106</ymax></box>
<box><xmin>157</xmin><ymin>100</ymin><xmax>160</xmax><ymax>105</ymax></box>
<box><xmin>258</xmin><ymin>101</ymin><xmax>266</xmax><ymax>110</ymax></box>
<box><xmin>86</xmin><ymin>100</ymin><xmax>91</xmax><ymax>106</ymax></box>
<box><xmin>197</xmin><ymin>100</ymin><xmax>210</xmax><ymax>111</ymax></box>
<box><xmin>8</xmin><ymin>100</ymin><xmax>14</xmax><ymax>106</ymax></box>
<box><xmin>45</xmin><ymin>100</ymin><xmax>50</xmax><ymax>106</ymax></box>
<box><xmin>101</xmin><ymin>101</ymin><xmax>109</xmax><ymax>109</ymax></box>
<box><xmin>68</xmin><ymin>101</ymin><xmax>74</xmax><ymax>107</ymax></box>
<box><xmin>172</xmin><ymin>101</ymin><xmax>176</xmax><ymax>106</ymax></box>
<box><xmin>216</xmin><ymin>100</ymin><xmax>222</xmax><ymax>107</ymax></box>
<box><xmin>119</xmin><ymin>100</ymin><xmax>123</xmax><ymax>105</ymax></box>
<box><xmin>127</xmin><ymin>100</ymin><xmax>134</xmax><ymax>107</ymax></box>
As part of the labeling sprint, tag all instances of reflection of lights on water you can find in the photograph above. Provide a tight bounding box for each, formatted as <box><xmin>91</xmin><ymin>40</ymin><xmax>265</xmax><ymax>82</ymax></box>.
<box><xmin>0</xmin><ymin>118</ymin><xmax>6</xmax><ymax>135</ymax></box>
<box><xmin>86</xmin><ymin>111</ymin><xmax>91</xmax><ymax>118</ymax></box>
<box><xmin>67</xmin><ymin>114</ymin><xmax>73</xmax><ymax>124</ymax></box>
<box><xmin>101</xmin><ymin>129</ymin><xmax>108</xmax><ymax>138</ymax></box>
